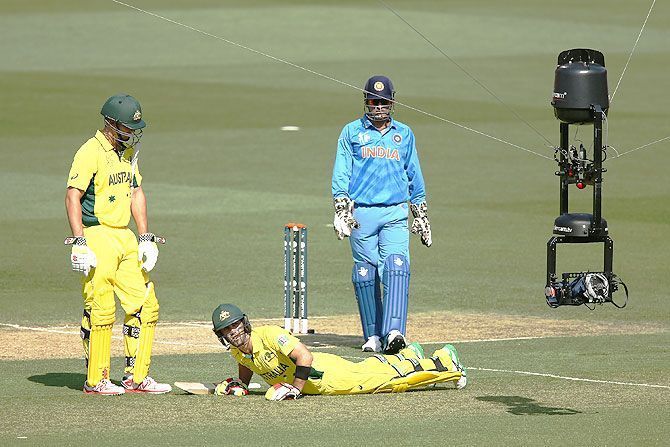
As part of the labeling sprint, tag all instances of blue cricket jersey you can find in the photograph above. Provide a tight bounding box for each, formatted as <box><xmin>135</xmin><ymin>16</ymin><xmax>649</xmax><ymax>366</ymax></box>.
<box><xmin>332</xmin><ymin>117</ymin><xmax>426</xmax><ymax>206</ymax></box>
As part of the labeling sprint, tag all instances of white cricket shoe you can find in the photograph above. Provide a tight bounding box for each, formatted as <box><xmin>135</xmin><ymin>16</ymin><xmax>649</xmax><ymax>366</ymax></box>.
<box><xmin>383</xmin><ymin>330</ymin><xmax>406</xmax><ymax>354</ymax></box>
<box><xmin>361</xmin><ymin>335</ymin><xmax>382</xmax><ymax>353</ymax></box>
<box><xmin>83</xmin><ymin>379</ymin><xmax>125</xmax><ymax>395</ymax></box>
<box><xmin>122</xmin><ymin>375</ymin><xmax>172</xmax><ymax>394</ymax></box>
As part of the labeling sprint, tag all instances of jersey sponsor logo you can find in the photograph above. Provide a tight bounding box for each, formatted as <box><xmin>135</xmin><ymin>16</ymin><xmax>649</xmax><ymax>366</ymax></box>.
<box><xmin>392</xmin><ymin>133</ymin><xmax>402</xmax><ymax>144</ymax></box>
<box><xmin>70</xmin><ymin>173</ymin><xmax>79</xmax><ymax>180</ymax></box>
<box><xmin>277</xmin><ymin>334</ymin><xmax>288</xmax><ymax>347</ymax></box>
<box><xmin>108</xmin><ymin>171</ymin><xmax>133</xmax><ymax>186</ymax></box>
<box><xmin>361</xmin><ymin>146</ymin><xmax>400</xmax><ymax>161</ymax></box>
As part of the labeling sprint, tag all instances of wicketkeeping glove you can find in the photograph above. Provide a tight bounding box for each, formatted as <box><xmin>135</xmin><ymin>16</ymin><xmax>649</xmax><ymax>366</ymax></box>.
<box><xmin>410</xmin><ymin>202</ymin><xmax>432</xmax><ymax>247</ymax></box>
<box><xmin>264</xmin><ymin>382</ymin><xmax>302</xmax><ymax>401</ymax></box>
<box><xmin>138</xmin><ymin>233</ymin><xmax>165</xmax><ymax>272</ymax></box>
<box><xmin>65</xmin><ymin>236</ymin><xmax>97</xmax><ymax>276</ymax></box>
<box><xmin>214</xmin><ymin>378</ymin><xmax>249</xmax><ymax>396</ymax></box>
<box><xmin>333</xmin><ymin>197</ymin><xmax>359</xmax><ymax>240</ymax></box>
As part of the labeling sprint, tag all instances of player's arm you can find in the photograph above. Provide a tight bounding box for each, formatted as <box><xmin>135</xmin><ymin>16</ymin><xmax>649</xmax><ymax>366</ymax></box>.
<box><xmin>238</xmin><ymin>363</ymin><xmax>253</xmax><ymax>386</ymax></box>
<box><xmin>331</xmin><ymin>128</ymin><xmax>354</xmax><ymax>199</ymax></box>
<box><xmin>65</xmin><ymin>187</ymin><xmax>85</xmax><ymax>237</ymax></box>
<box><xmin>288</xmin><ymin>342</ymin><xmax>313</xmax><ymax>391</ymax></box>
<box><xmin>131</xmin><ymin>186</ymin><xmax>148</xmax><ymax>234</ymax></box>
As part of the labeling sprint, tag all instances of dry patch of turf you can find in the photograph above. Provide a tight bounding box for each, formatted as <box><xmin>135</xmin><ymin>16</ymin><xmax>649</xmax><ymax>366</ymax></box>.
<box><xmin>1</xmin><ymin>312</ymin><xmax>665</xmax><ymax>360</ymax></box>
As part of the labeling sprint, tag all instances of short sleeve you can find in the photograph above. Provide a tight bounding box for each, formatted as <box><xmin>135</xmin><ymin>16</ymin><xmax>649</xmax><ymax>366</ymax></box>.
<box><xmin>265</xmin><ymin>326</ymin><xmax>300</xmax><ymax>357</ymax></box>
<box><xmin>67</xmin><ymin>145</ymin><xmax>97</xmax><ymax>190</ymax></box>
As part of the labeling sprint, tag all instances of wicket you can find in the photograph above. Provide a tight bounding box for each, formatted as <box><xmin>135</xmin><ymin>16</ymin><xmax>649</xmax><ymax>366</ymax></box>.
<box><xmin>283</xmin><ymin>223</ymin><xmax>312</xmax><ymax>334</ymax></box>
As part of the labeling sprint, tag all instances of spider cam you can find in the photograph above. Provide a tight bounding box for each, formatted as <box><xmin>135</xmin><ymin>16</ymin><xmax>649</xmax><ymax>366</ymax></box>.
<box><xmin>546</xmin><ymin>49</ymin><xmax>628</xmax><ymax>309</ymax></box>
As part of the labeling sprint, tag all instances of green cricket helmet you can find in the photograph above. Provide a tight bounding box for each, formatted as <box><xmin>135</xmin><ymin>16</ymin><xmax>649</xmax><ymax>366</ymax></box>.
<box><xmin>101</xmin><ymin>93</ymin><xmax>146</xmax><ymax>129</ymax></box>
<box><xmin>100</xmin><ymin>94</ymin><xmax>145</xmax><ymax>149</ymax></box>
<box><xmin>212</xmin><ymin>303</ymin><xmax>252</xmax><ymax>348</ymax></box>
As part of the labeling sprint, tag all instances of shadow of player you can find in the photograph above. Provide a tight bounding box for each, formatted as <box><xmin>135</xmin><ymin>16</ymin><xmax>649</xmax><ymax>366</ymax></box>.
<box><xmin>28</xmin><ymin>372</ymin><xmax>86</xmax><ymax>391</ymax></box>
<box><xmin>477</xmin><ymin>395</ymin><xmax>581</xmax><ymax>415</ymax></box>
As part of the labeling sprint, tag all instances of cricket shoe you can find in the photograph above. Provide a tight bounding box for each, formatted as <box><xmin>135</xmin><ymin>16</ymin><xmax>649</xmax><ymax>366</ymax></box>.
<box><xmin>362</xmin><ymin>335</ymin><xmax>382</xmax><ymax>353</ymax></box>
<box><xmin>83</xmin><ymin>379</ymin><xmax>125</xmax><ymax>395</ymax></box>
<box><xmin>383</xmin><ymin>330</ymin><xmax>406</xmax><ymax>355</ymax></box>
<box><xmin>436</xmin><ymin>344</ymin><xmax>467</xmax><ymax>390</ymax></box>
<box><xmin>122</xmin><ymin>375</ymin><xmax>172</xmax><ymax>394</ymax></box>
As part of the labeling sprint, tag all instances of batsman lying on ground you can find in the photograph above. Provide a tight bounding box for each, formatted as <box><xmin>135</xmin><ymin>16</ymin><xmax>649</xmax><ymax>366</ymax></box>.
<box><xmin>209</xmin><ymin>304</ymin><xmax>467</xmax><ymax>400</ymax></box>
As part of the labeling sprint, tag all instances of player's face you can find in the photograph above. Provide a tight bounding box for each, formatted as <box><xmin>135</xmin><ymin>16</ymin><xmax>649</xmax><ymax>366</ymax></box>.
<box><xmin>222</xmin><ymin>320</ymin><xmax>249</xmax><ymax>348</ymax></box>
<box><xmin>364</xmin><ymin>98</ymin><xmax>393</xmax><ymax>122</ymax></box>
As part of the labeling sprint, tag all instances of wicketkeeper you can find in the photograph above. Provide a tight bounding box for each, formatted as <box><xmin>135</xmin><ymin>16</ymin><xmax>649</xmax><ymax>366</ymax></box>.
<box><xmin>65</xmin><ymin>94</ymin><xmax>171</xmax><ymax>395</ymax></box>
<box><xmin>210</xmin><ymin>304</ymin><xmax>466</xmax><ymax>400</ymax></box>
<box><xmin>332</xmin><ymin>75</ymin><xmax>432</xmax><ymax>354</ymax></box>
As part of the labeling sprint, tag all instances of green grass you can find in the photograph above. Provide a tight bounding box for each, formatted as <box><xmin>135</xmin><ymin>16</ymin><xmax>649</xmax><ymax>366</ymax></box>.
<box><xmin>0</xmin><ymin>0</ymin><xmax>668</xmax><ymax>444</ymax></box>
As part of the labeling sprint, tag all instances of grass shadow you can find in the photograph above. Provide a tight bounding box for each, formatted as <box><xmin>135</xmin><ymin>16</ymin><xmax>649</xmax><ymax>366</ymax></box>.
<box><xmin>477</xmin><ymin>395</ymin><xmax>581</xmax><ymax>415</ymax></box>
<box><xmin>28</xmin><ymin>372</ymin><xmax>86</xmax><ymax>391</ymax></box>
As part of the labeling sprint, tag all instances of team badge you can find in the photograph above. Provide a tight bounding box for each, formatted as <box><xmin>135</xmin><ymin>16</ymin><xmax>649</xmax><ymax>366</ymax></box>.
<box><xmin>277</xmin><ymin>334</ymin><xmax>288</xmax><ymax>346</ymax></box>
<box><xmin>264</xmin><ymin>351</ymin><xmax>276</xmax><ymax>361</ymax></box>
<box><xmin>393</xmin><ymin>134</ymin><xmax>402</xmax><ymax>144</ymax></box>
<box><xmin>373</xmin><ymin>81</ymin><xmax>385</xmax><ymax>91</ymax></box>
<box><xmin>133</xmin><ymin>110</ymin><xmax>142</xmax><ymax>121</ymax></box>
<box><xmin>219</xmin><ymin>310</ymin><xmax>230</xmax><ymax>321</ymax></box>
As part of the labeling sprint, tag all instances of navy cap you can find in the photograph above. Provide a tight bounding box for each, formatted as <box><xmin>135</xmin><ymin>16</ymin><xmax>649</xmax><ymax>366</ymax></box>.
<box><xmin>363</xmin><ymin>75</ymin><xmax>395</xmax><ymax>101</ymax></box>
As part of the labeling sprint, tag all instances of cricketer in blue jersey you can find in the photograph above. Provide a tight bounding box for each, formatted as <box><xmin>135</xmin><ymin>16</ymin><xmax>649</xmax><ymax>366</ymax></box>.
<box><xmin>331</xmin><ymin>75</ymin><xmax>432</xmax><ymax>354</ymax></box>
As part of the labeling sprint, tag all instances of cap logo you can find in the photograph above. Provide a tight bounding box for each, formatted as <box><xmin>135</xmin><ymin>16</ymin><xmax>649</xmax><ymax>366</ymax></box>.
<box><xmin>219</xmin><ymin>310</ymin><xmax>230</xmax><ymax>321</ymax></box>
<box><xmin>373</xmin><ymin>81</ymin><xmax>385</xmax><ymax>92</ymax></box>
<box><xmin>133</xmin><ymin>110</ymin><xmax>142</xmax><ymax>121</ymax></box>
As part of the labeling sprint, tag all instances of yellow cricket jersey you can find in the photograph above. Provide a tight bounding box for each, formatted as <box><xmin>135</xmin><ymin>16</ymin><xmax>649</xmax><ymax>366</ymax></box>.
<box><xmin>67</xmin><ymin>130</ymin><xmax>142</xmax><ymax>228</ymax></box>
<box><xmin>230</xmin><ymin>326</ymin><xmax>321</xmax><ymax>395</ymax></box>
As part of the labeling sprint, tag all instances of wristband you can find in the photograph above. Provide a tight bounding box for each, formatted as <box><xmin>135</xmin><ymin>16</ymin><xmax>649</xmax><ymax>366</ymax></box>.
<box><xmin>294</xmin><ymin>365</ymin><xmax>311</xmax><ymax>380</ymax></box>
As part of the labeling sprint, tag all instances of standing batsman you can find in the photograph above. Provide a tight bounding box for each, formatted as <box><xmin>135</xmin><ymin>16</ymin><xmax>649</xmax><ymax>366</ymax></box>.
<box><xmin>65</xmin><ymin>93</ymin><xmax>171</xmax><ymax>395</ymax></box>
<box><xmin>210</xmin><ymin>304</ymin><xmax>466</xmax><ymax>400</ymax></box>
<box><xmin>331</xmin><ymin>75</ymin><xmax>432</xmax><ymax>354</ymax></box>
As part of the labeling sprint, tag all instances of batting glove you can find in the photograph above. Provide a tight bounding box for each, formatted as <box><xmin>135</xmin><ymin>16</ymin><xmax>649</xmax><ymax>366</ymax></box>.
<box><xmin>214</xmin><ymin>378</ymin><xmax>249</xmax><ymax>396</ymax></box>
<box><xmin>265</xmin><ymin>382</ymin><xmax>302</xmax><ymax>401</ymax></box>
<box><xmin>138</xmin><ymin>233</ymin><xmax>164</xmax><ymax>272</ymax></box>
<box><xmin>65</xmin><ymin>236</ymin><xmax>97</xmax><ymax>276</ymax></box>
<box><xmin>333</xmin><ymin>197</ymin><xmax>359</xmax><ymax>240</ymax></box>
<box><xmin>410</xmin><ymin>202</ymin><xmax>432</xmax><ymax>247</ymax></box>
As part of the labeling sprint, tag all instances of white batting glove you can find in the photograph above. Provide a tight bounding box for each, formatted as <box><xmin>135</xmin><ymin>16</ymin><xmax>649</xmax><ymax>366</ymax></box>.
<box><xmin>333</xmin><ymin>197</ymin><xmax>359</xmax><ymax>240</ymax></box>
<box><xmin>66</xmin><ymin>236</ymin><xmax>97</xmax><ymax>276</ymax></box>
<box><xmin>138</xmin><ymin>233</ymin><xmax>160</xmax><ymax>272</ymax></box>
<box><xmin>410</xmin><ymin>202</ymin><xmax>432</xmax><ymax>247</ymax></box>
<box><xmin>265</xmin><ymin>382</ymin><xmax>302</xmax><ymax>401</ymax></box>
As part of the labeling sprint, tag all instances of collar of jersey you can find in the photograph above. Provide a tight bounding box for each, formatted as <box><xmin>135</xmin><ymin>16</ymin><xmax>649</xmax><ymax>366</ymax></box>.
<box><xmin>362</xmin><ymin>116</ymin><xmax>396</xmax><ymax>130</ymax></box>
<box><xmin>94</xmin><ymin>130</ymin><xmax>115</xmax><ymax>152</ymax></box>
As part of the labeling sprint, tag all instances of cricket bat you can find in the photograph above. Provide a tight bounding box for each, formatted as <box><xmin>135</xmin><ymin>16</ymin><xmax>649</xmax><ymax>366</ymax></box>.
<box><xmin>174</xmin><ymin>381</ymin><xmax>262</xmax><ymax>395</ymax></box>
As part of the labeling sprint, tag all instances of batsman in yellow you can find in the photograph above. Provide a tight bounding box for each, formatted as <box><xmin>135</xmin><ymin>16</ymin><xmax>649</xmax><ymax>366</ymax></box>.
<box><xmin>65</xmin><ymin>94</ymin><xmax>171</xmax><ymax>395</ymax></box>
<box><xmin>210</xmin><ymin>304</ymin><xmax>467</xmax><ymax>400</ymax></box>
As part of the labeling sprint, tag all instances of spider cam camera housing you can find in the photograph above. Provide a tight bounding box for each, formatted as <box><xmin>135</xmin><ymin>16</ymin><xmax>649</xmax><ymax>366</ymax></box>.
<box><xmin>545</xmin><ymin>49</ymin><xmax>627</xmax><ymax>309</ymax></box>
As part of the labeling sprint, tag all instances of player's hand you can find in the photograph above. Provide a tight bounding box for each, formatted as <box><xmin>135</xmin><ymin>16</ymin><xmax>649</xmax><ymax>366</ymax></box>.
<box><xmin>214</xmin><ymin>377</ymin><xmax>249</xmax><ymax>396</ymax></box>
<box><xmin>65</xmin><ymin>236</ymin><xmax>97</xmax><ymax>276</ymax></box>
<box><xmin>265</xmin><ymin>382</ymin><xmax>302</xmax><ymax>401</ymax></box>
<box><xmin>333</xmin><ymin>197</ymin><xmax>359</xmax><ymax>240</ymax></box>
<box><xmin>138</xmin><ymin>233</ymin><xmax>162</xmax><ymax>272</ymax></box>
<box><xmin>410</xmin><ymin>202</ymin><xmax>432</xmax><ymax>247</ymax></box>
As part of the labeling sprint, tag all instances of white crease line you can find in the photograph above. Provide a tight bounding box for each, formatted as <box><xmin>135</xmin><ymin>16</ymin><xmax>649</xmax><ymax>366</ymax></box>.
<box><xmin>472</xmin><ymin>367</ymin><xmax>669</xmax><ymax>389</ymax></box>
